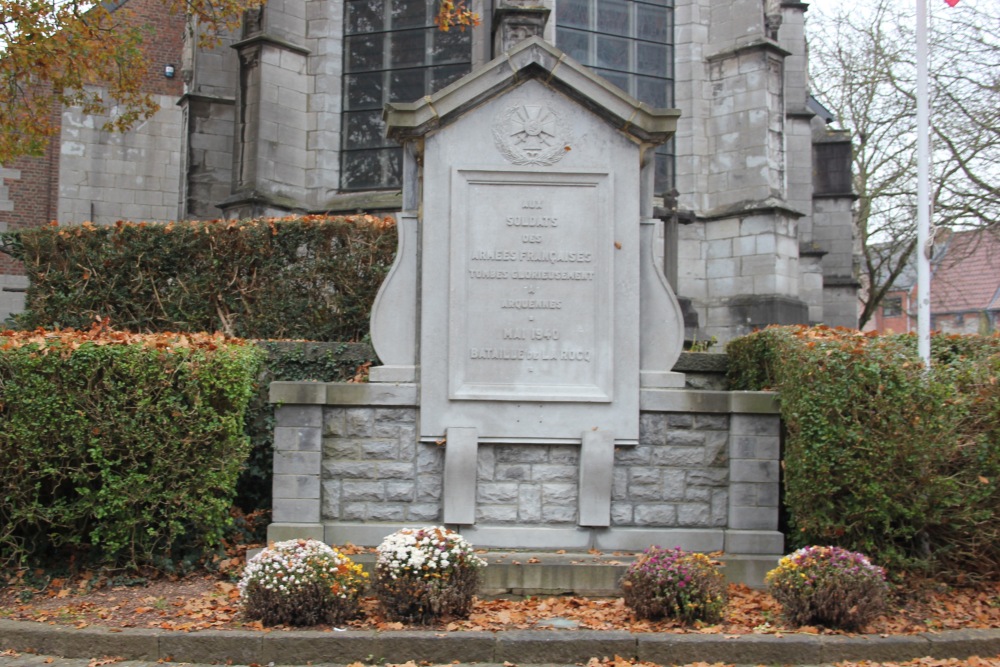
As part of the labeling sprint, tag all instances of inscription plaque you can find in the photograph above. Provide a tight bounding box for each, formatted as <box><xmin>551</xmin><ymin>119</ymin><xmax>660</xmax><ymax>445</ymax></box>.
<box><xmin>449</xmin><ymin>169</ymin><xmax>614</xmax><ymax>402</ymax></box>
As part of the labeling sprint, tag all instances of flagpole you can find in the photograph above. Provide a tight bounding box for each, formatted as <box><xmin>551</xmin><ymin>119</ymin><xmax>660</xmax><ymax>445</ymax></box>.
<box><xmin>916</xmin><ymin>0</ymin><xmax>932</xmax><ymax>367</ymax></box>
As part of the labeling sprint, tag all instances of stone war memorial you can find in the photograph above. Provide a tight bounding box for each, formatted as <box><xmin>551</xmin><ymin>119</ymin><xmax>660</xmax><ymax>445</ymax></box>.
<box><xmin>268</xmin><ymin>29</ymin><xmax>785</xmax><ymax>587</ymax></box>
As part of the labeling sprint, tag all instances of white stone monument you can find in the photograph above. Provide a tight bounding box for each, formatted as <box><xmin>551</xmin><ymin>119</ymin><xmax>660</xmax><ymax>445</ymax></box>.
<box><xmin>370</xmin><ymin>37</ymin><xmax>685</xmax><ymax>526</ymax></box>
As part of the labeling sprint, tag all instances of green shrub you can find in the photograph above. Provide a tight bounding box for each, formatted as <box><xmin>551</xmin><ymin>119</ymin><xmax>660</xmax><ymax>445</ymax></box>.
<box><xmin>766</xmin><ymin>546</ymin><xmax>888</xmax><ymax>631</ymax></box>
<box><xmin>620</xmin><ymin>547</ymin><xmax>727</xmax><ymax>624</ymax></box>
<box><xmin>372</xmin><ymin>526</ymin><xmax>486</xmax><ymax>624</ymax></box>
<box><xmin>727</xmin><ymin>326</ymin><xmax>1000</xmax><ymax>577</ymax></box>
<box><xmin>1</xmin><ymin>215</ymin><xmax>396</xmax><ymax>342</ymax></box>
<box><xmin>239</xmin><ymin>539</ymin><xmax>367</xmax><ymax>627</ymax></box>
<box><xmin>0</xmin><ymin>324</ymin><xmax>265</xmax><ymax>569</ymax></box>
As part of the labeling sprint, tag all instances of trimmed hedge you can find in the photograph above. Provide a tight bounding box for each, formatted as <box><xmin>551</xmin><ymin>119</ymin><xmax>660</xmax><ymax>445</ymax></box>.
<box><xmin>728</xmin><ymin>326</ymin><xmax>1000</xmax><ymax>578</ymax></box>
<box><xmin>0</xmin><ymin>215</ymin><xmax>396</xmax><ymax>341</ymax></box>
<box><xmin>0</xmin><ymin>325</ymin><xmax>266</xmax><ymax>570</ymax></box>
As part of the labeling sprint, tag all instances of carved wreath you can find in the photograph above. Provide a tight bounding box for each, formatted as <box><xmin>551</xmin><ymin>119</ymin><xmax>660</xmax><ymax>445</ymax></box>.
<box><xmin>493</xmin><ymin>103</ymin><xmax>572</xmax><ymax>166</ymax></box>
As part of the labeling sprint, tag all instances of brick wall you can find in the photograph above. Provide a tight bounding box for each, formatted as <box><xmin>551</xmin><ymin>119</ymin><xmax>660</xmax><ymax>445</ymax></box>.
<box><xmin>0</xmin><ymin>89</ymin><xmax>60</xmax><ymax>277</ymax></box>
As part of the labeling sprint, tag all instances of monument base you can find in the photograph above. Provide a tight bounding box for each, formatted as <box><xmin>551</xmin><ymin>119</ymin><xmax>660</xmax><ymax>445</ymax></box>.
<box><xmin>267</xmin><ymin>380</ymin><xmax>785</xmax><ymax>587</ymax></box>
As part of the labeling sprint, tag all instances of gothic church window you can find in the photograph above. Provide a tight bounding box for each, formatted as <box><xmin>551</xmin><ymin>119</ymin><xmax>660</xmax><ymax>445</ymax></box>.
<box><xmin>555</xmin><ymin>0</ymin><xmax>675</xmax><ymax>191</ymax></box>
<box><xmin>342</xmin><ymin>0</ymin><xmax>473</xmax><ymax>190</ymax></box>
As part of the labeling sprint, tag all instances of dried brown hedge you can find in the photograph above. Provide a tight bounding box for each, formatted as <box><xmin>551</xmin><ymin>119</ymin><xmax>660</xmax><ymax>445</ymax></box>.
<box><xmin>1</xmin><ymin>215</ymin><xmax>396</xmax><ymax>341</ymax></box>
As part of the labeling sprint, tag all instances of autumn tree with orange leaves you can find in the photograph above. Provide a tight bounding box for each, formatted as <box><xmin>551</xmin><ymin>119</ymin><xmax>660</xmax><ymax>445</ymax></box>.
<box><xmin>0</xmin><ymin>0</ymin><xmax>479</xmax><ymax>164</ymax></box>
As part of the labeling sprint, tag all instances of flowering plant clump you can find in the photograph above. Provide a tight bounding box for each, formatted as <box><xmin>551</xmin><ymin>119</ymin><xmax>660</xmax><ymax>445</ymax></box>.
<box><xmin>372</xmin><ymin>526</ymin><xmax>487</xmax><ymax>624</ymax></box>
<box><xmin>238</xmin><ymin>539</ymin><xmax>367</xmax><ymax>627</ymax></box>
<box><xmin>765</xmin><ymin>545</ymin><xmax>888</xmax><ymax>631</ymax></box>
<box><xmin>620</xmin><ymin>547</ymin><xmax>727</xmax><ymax>624</ymax></box>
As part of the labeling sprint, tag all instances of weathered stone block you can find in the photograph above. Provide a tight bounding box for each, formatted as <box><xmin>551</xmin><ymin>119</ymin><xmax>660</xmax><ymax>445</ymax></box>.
<box><xmin>634</xmin><ymin>503</ymin><xmax>677</xmax><ymax>526</ymax></box>
<box><xmin>730</xmin><ymin>459</ymin><xmax>779</xmax><ymax>484</ymax></box>
<box><xmin>756</xmin><ymin>482</ymin><xmax>780</xmax><ymax>507</ymax></box>
<box><xmin>731</xmin><ymin>413</ymin><xmax>780</xmax><ymax>436</ymax></box>
<box><xmin>684</xmin><ymin>486</ymin><xmax>710</xmax><ymax>503</ymax></box>
<box><xmin>541</xmin><ymin>504</ymin><xmax>577</xmax><ymax>523</ymax></box>
<box><xmin>729</xmin><ymin>482</ymin><xmax>758</xmax><ymax>506</ymax></box>
<box><xmin>407</xmin><ymin>503</ymin><xmax>441</xmax><ymax>521</ymax></box>
<box><xmin>711</xmin><ymin>489</ymin><xmax>728</xmax><ymax>526</ymax></box>
<box><xmin>533</xmin><ymin>464</ymin><xmax>576</xmax><ymax>482</ymax></box>
<box><xmin>272</xmin><ymin>474</ymin><xmax>320</xmax><ymax>499</ymax></box>
<box><xmin>612</xmin><ymin>468</ymin><xmax>628</xmax><ymax>500</ymax></box>
<box><xmin>478</xmin><ymin>482</ymin><xmax>519</xmax><ymax>504</ymax></box>
<box><xmin>666</xmin><ymin>413</ymin><xmax>694</xmax><ymax>428</ymax></box>
<box><xmin>651</xmin><ymin>446</ymin><xmax>705</xmax><ymax>467</ymax></box>
<box><xmin>273</xmin><ymin>426</ymin><xmax>321</xmax><ymax>452</ymax></box>
<box><xmin>377</xmin><ymin>462</ymin><xmax>415</xmax><ymax>480</ymax></box>
<box><xmin>661</xmin><ymin>469</ymin><xmax>688</xmax><ymax>501</ymax></box>
<box><xmin>703</xmin><ymin>431</ymin><xmax>729</xmax><ymax>465</ymax></box>
<box><xmin>342</xmin><ymin>481</ymin><xmax>385</xmax><ymax>501</ymax></box>
<box><xmin>273</xmin><ymin>498</ymin><xmax>320</xmax><ymax>523</ymax></box>
<box><xmin>477</xmin><ymin>445</ymin><xmax>496</xmax><ymax>480</ymax></box>
<box><xmin>368</xmin><ymin>504</ymin><xmax>406</xmax><ymax>521</ymax></box>
<box><xmin>496</xmin><ymin>464</ymin><xmax>529</xmax><ymax>481</ymax></box>
<box><xmin>374</xmin><ymin>408</ymin><xmax>416</xmax><ymax>424</ymax></box>
<box><xmin>417</xmin><ymin>446</ymin><xmax>444</xmax><ymax>473</ymax></box>
<box><xmin>541</xmin><ymin>482</ymin><xmax>577</xmax><ymax>504</ymax></box>
<box><xmin>686</xmin><ymin>468</ymin><xmax>728</xmax><ymax>486</ymax></box>
<box><xmin>398</xmin><ymin>425</ymin><xmax>417</xmax><ymax>460</ymax></box>
<box><xmin>497</xmin><ymin>445</ymin><xmax>549</xmax><ymax>464</ymax></box>
<box><xmin>478</xmin><ymin>504</ymin><xmax>518</xmax><ymax>523</ymax></box>
<box><xmin>724</xmin><ymin>529</ymin><xmax>784</xmax><ymax>554</ymax></box>
<box><xmin>341</xmin><ymin>502</ymin><xmax>367</xmax><ymax>521</ymax></box>
<box><xmin>274</xmin><ymin>450</ymin><xmax>321</xmax><ymax>475</ymax></box>
<box><xmin>678</xmin><ymin>502</ymin><xmax>710</xmax><ymax>526</ymax></box>
<box><xmin>614</xmin><ymin>445</ymin><xmax>652</xmax><ymax>465</ymax></box>
<box><xmin>629</xmin><ymin>467</ymin><xmax>661</xmax><ymax>485</ymax></box>
<box><xmin>629</xmin><ymin>483</ymin><xmax>665</xmax><ymax>501</ymax></box>
<box><xmin>323</xmin><ymin>460</ymin><xmax>377</xmax><ymax>480</ymax></box>
<box><xmin>729</xmin><ymin>506</ymin><xmax>778</xmax><ymax>531</ymax></box>
<box><xmin>323</xmin><ymin>437</ymin><xmax>361</xmax><ymax>459</ymax></box>
<box><xmin>345</xmin><ymin>408</ymin><xmax>374</xmax><ymax>436</ymax></box>
<box><xmin>320</xmin><ymin>479</ymin><xmax>341</xmax><ymax>519</ymax></box>
<box><xmin>276</xmin><ymin>405</ymin><xmax>323</xmax><ymax>428</ymax></box>
<box><xmin>373</xmin><ymin>421</ymin><xmax>402</xmax><ymax>438</ymax></box>
<box><xmin>665</xmin><ymin>430</ymin><xmax>706</xmax><ymax>447</ymax></box>
<box><xmin>323</xmin><ymin>408</ymin><xmax>348</xmax><ymax>436</ymax></box>
<box><xmin>611</xmin><ymin>502</ymin><xmax>634</xmax><ymax>524</ymax></box>
<box><xmin>518</xmin><ymin>485</ymin><xmax>542</xmax><ymax>522</ymax></box>
<box><xmin>416</xmin><ymin>475</ymin><xmax>442</xmax><ymax>501</ymax></box>
<box><xmin>361</xmin><ymin>439</ymin><xmax>398</xmax><ymax>459</ymax></box>
<box><xmin>549</xmin><ymin>445</ymin><xmax>580</xmax><ymax>464</ymax></box>
<box><xmin>385</xmin><ymin>481</ymin><xmax>415</xmax><ymax>501</ymax></box>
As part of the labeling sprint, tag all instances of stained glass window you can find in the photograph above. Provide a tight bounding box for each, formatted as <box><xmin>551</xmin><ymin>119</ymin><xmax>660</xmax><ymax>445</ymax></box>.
<box><xmin>342</xmin><ymin>0</ymin><xmax>472</xmax><ymax>190</ymax></box>
<box><xmin>556</xmin><ymin>0</ymin><xmax>675</xmax><ymax>191</ymax></box>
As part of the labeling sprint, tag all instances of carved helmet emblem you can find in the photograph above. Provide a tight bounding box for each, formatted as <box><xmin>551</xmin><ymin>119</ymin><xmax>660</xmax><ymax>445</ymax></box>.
<box><xmin>493</xmin><ymin>103</ymin><xmax>571</xmax><ymax>166</ymax></box>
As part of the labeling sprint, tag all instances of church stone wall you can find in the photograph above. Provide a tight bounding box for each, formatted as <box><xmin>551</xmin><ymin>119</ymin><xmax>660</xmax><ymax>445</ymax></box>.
<box><xmin>57</xmin><ymin>96</ymin><xmax>184</xmax><ymax>225</ymax></box>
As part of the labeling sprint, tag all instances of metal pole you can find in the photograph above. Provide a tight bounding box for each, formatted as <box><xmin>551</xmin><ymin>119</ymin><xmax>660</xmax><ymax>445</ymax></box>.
<box><xmin>916</xmin><ymin>0</ymin><xmax>932</xmax><ymax>366</ymax></box>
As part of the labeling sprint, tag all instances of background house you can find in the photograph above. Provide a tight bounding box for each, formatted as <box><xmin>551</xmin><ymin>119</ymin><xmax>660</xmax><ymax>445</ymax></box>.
<box><xmin>866</xmin><ymin>228</ymin><xmax>1000</xmax><ymax>335</ymax></box>
<box><xmin>1</xmin><ymin>0</ymin><xmax>858</xmax><ymax>344</ymax></box>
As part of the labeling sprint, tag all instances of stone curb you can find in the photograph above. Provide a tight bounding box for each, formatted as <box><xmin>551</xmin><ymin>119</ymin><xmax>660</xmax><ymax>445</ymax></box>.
<box><xmin>2</xmin><ymin>621</ymin><xmax>1000</xmax><ymax>665</ymax></box>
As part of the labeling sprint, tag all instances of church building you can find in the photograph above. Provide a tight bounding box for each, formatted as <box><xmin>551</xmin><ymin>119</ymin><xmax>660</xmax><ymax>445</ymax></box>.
<box><xmin>0</xmin><ymin>0</ymin><xmax>858</xmax><ymax>342</ymax></box>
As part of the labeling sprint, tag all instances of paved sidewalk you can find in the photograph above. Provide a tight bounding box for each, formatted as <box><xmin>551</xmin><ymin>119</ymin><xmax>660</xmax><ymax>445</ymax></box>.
<box><xmin>2</xmin><ymin>621</ymin><xmax>1000</xmax><ymax>666</ymax></box>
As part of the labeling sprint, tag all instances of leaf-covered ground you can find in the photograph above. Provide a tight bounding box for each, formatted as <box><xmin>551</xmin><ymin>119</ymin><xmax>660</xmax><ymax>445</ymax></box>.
<box><xmin>1</xmin><ymin>570</ymin><xmax>997</xmax><ymax>637</ymax></box>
